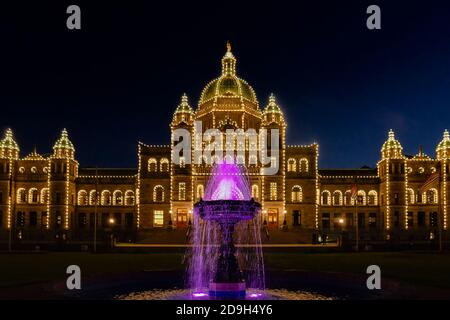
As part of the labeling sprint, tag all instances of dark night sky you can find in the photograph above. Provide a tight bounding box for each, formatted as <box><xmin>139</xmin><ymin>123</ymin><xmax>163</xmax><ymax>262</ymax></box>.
<box><xmin>1</xmin><ymin>1</ymin><xmax>450</xmax><ymax>168</ymax></box>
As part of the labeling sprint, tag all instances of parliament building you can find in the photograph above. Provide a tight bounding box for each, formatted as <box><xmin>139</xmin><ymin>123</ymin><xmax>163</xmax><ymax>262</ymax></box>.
<box><xmin>1</xmin><ymin>45</ymin><xmax>449</xmax><ymax>247</ymax></box>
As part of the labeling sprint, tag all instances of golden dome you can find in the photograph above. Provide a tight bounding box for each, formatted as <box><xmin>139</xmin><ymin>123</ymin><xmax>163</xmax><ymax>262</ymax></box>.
<box><xmin>381</xmin><ymin>129</ymin><xmax>403</xmax><ymax>159</ymax></box>
<box><xmin>199</xmin><ymin>43</ymin><xmax>258</xmax><ymax>105</ymax></box>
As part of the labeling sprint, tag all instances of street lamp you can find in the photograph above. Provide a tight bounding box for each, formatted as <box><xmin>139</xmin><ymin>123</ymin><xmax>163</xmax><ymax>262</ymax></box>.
<box><xmin>338</xmin><ymin>218</ymin><xmax>345</xmax><ymax>247</ymax></box>
<box><xmin>108</xmin><ymin>218</ymin><xmax>116</xmax><ymax>248</ymax></box>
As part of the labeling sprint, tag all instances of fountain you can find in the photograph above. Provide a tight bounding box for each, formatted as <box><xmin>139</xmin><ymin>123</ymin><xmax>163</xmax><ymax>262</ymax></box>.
<box><xmin>186</xmin><ymin>162</ymin><xmax>265</xmax><ymax>299</ymax></box>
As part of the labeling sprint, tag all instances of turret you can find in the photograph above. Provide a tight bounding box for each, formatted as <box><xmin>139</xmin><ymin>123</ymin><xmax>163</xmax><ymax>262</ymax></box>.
<box><xmin>53</xmin><ymin>128</ymin><xmax>75</xmax><ymax>159</ymax></box>
<box><xmin>0</xmin><ymin>128</ymin><xmax>19</xmax><ymax>159</ymax></box>
<box><xmin>436</xmin><ymin>129</ymin><xmax>450</xmax><ymax>160</ymax></box>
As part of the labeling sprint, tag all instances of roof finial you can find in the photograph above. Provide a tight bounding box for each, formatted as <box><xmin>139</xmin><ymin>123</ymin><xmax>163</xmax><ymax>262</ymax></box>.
<box><xmin>226</xmin><ymin>40</ymin><xmax>231</xmax><ymax>53</ymax></box>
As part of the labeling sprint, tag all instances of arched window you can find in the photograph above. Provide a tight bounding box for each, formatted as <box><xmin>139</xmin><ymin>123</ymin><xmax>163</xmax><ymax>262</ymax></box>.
<box><xmin>77</xmin><ymin>190</ymin><xmax>88</xmax><ymax>206</ymax></box>
<box><xmin>252</xmin><ymin>184</ymin><xmax>259</xmax><ymax>200</ymax></box>
<box><xmin>113</xmin><ymin>190</ymin><xmax>123</xmax><ymax>205</ymax></box>
<box><xmin>344</xmin><ymin>190</ymin><xmax>354</xmax><ymax>206</ymax></box>
<box><xmin>196</xmin><ymin>184</ymin><xmax>204</xmax><ymax>200</ymax></box>
<box><xmin>368</xmin><ymin>190</ymin><xmax>378</xmax><ymax>205</ymax></box>
<box><xmin>427</xmin><ymin>188</ymin><xmax>438</xmax><ymax>204</ymax></box>
<box><xmin>406</xmin><ymin>188</ymin><xmax>414</xmax><ymax>204</ymax></box>
<box><xmin>40</xmin><ymin>188</ymin><xmax>49</xmax><ymax>204</ymax></box>
<box><xmin>321</xmin><ymin>190</ymin><xmax>331</xmax><ymax>205</ymax></box>
<box><xmin>16</xmin><ymin>188</ymin><xmax>26</xmax><ymax>203</ymax></box>
<box><xmin>299</xmin><ymin>158</ymin><xmax>309</xmax><ymax>172</ymax></box>
<box><xmin>89</xmin><ymin>190</ymin><xmax>97</xmax><ymax>205</ymax></box>
<box><xmin>28</xmin><ymin>188</ymin><xmax>38</xmax><ymax>203</ymax></box>
<box><xmin>291</xmin><ymin>185</ymin><xmax>303</xmax><ymax>202</ymax></box>
<box><xmin>148</xmin><ymin>158</ymin><xmax>157</xmax><ymax>172</ymax></box>
<box><xmin>153</xmin><ymin>185</ymin><xmax>164</xmax><ymax>202</ymax></box>
<box><xmin>287</xmin><ymin>158</ymin><xmax>296</xmax><ymax>172</ymax></box>
<box><xmin>160</xmin><ymin>158</ymin><xmax>169</xmax><ymax>172</ymax></box>
<box><xmin>357</xmin><ymin>190</ymin><xmax>366</xmax><ymax>206</ymax></box>
<box><xmin>101</xmin><ymin>190</ymin><xmax>111</xmax><ymax>206</ymax></box>
<box><xmin>125</xmin><ymin>190</ymin><xmax>135</xmax><ymax>206</ymax></box>
<box><xmin>333</xmin><ymin>190</ymin><xmax>343</xmax><ymax>206</ymax></box>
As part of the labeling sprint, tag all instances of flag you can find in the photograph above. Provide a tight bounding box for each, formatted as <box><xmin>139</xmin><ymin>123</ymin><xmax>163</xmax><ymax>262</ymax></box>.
<box><xmin>351</xmin><ymin>184</ymin><xmax>358</xmax><ymax>199</ymax></box>
<box><xmin>419</xmin><ymin>171</ymin><xmax>439</xmax><ymax>194</ymax></box>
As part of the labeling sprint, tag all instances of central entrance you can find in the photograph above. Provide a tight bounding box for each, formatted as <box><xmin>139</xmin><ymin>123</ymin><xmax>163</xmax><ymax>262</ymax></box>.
<box><xmin>177</xmin><ymin>209</ymin><xmax>188</xmax><ymax>228</ymax></box>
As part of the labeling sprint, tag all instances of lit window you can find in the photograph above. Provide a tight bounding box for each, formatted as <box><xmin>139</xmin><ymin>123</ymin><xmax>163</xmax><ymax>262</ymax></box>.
<box><xmin>148</xmin><ymin>158</ymin><xmax>157</xmax><ymax>172</ymax></box>
<box><xmin>179</xmin><ymin>182</ymin><xmax>186</xmax><ymax>201</ymax></box>
<box><xmin>252</xmin><ymin>184</ymin><xmax>259</xmax><ymax>200</ymax></box>
<box><xmin>196</xmin><ymin>184</ymin><xmax>204</xmax><ymax>200</ymax></box>
<box><xmin>299</xmin><ymin>158</ymin><xmax>309</xmax><ymax>172</ymax></box>
<box><xmin>287</xmin><ymin>158</ymin><xmax>296</xmax><ymax>172</ymax></box>
<box><xmin>153</xmin><ymin>210</ymin><xmax>164</xmax><ymax>227</ymax></box>
<box><xmin>291</xmin><ymin>185</ymin><xmax>302</xmax><ymax>202</ymax></box>
<box><xmin>270</xmin><ymin>182</ymin><xmax>277</xmax><ymax>200</ymax></box>
<box><xmin>153</xmin><ymin>185</ymin><xmax>164</xmax><ymax>202</ymax></box>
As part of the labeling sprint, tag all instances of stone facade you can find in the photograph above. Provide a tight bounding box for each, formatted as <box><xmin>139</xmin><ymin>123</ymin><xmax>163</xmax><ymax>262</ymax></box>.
<box><xmin>1</xmin><ymin>46</ymin><xmax>449</xmax><ymax>245</ymax></box>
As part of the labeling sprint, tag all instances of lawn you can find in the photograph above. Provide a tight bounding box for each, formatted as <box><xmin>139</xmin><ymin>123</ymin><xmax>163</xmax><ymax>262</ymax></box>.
<box><xmin>0</xmin><ymin>251</ymin><xmax>449</xmax><ymax>290</ymax></box>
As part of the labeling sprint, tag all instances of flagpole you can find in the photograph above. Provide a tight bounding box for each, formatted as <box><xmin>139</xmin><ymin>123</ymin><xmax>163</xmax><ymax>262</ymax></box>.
<box><xmin>94</xmin><ymin>166</ymin><xmax>98</xmax><ymax>253</ymax></box>
<box><xmin>353</xmin><ymin>175</ymin><xmax>359</xmax><ymax>252</ymax></box>
<box><xmin>438</xmin><ymin>164</ymin><xmax>443</xmax><ymax>252</ymax></box>
<box><xmin>8</xmin><ymin>166</ymin><xmax>13</xmax><ymax>252</ymax></box>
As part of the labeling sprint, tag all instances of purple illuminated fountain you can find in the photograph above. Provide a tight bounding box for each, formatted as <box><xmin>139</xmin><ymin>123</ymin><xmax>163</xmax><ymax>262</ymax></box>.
<box><xmin>186</xmin><ymin>162</ymin><xmax>265</xmax><ymax>299</ymax></box>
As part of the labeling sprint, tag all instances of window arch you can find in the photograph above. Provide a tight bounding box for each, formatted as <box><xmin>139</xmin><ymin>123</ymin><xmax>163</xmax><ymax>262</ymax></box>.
<box><xmin>287</xmin><ymin>158</ymin><xmax>296</xmax><ymax>172</ymax></box>
<box><xmin>89</xmin><ymin>190</ymin><xmax>97</xmax><ymax>205</ymax></box>
<box><xmin>101</xmin><ymin>190</ymin><xmax>111</xmax><ymax>206</ymax></box>
<box><xmin>299</xmin><ymin>158</ymin><xmax>309</xmax><ymax>172</ymax></box>
<box><xmin>406</xmin><ymin>188</ymin><xmax>414</xmax><ymax>204</ymax></box>
<box><xmin>40</xmin><ymin>188</ymin><xmax>49</xmax><ymax>204</ymax></box>
<box><xmin>357</xmin><ymin>190</ymin><xmax>366</xmax><ymax>205</ymax></box>
<box><xmin>292</xmin><ymin>185</ymin><xmax>303</xmax><ymax>202</ymax></box>
<box><xmin>321</xmin><ymin>190</ymin><xmax>331</xmax><ymax>205</ymax></box>
<box><xmin>426</xmin><ymin>188</ymin><xmax>438</xmax><ymax>204</ymax></box>
<box><xmin>251</xmin><ymin>184</ymin><xmax>259</xmax><ymax>200</ymax></box>
<box><xmin>333</xmin><ymin>190</ymin><xmax>343</xmax><ymax>206</ymax></box>
<box><xmin>148</xmin><ymin>158</ymin><xmax>157</xmax><ymax>172</ymax></box>
<box><xmin>125</xmin><ymin>190</ymin><xmax>135</xmax><ymax>206</ymax></box>
<box><xmin>77</xmin><ymin>190</ymin><xmax>88</xmax><ymax>206</ymax></box>
<box><xmin>196</xmin><ymin>184</ymin><xmax>204</xmax><ymax>200</ymax></box>
<box><xmin>28</xmin><ymin>188</ymin><xmax>39</xmax><ymax>204</ymax></box>
<box><xmin>368</xmin><ymin>190</ymin><xmax>378</xmax><ymax>206</ymax></box>
<box><xmin>112</xmin><ymin>190</ymin><xmax>123</xmax><ymax>205</ymax></box>
<box><xmin>344</xmin><ymin>190</ymin><xmax>354</xmax><ymax>206</ymax></box>
<box><xmin>160</xmin><ymin>158</ymin><xmax>169</xmax><ymax>172</ymax></box>
<box><xmin>153</xmin><ymin>185</ymin><xmax>164</xmax><ymax>202</ymax></box>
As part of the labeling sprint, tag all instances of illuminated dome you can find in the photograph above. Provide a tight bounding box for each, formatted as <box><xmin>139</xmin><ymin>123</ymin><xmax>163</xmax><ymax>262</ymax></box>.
<box><xmin>199</xmin><ymin>42</ymin><xmax>258</xmax><ymax>105</ymax></box>
<box><xmin>264</xmin><ymin>94</ymin><xmax>282</xmax><ymax>114</ymax></box>
<box><xmin>53</xmin><ymin>128</ymin><xmax>75</xmax><ymax>159</ymax></box>
<box><xmin>171</xmin><ymin>94</ymin><xmax>195</xmax><ymax>127</ymax></box>
<box><xmin>381</xmin><ymin>129</ymin><xmax>403</xmax><ymax>159</ymax></box>
<box><xmin>174</xmin><ymin>93</ymin><xmax>194</xmax><ymax>115</ymax></box>
<box><xmin>262</xmin><ymin>94</ymin><xmax>285</xmax><ymax>126</ymax></box>
<box><xmin>436</xmin><ymin>129</ymin><xmax>450</xmax><ymax>159</ymax></box>
<box><xmin>0</xmin><ymin>128</ymin><xmax>20</xmax><ymax>159</ymax></box>
<box><xmin>0</xmin><ymin>128</ymin><xmax>19</xmax><ymax>151</ymax></box>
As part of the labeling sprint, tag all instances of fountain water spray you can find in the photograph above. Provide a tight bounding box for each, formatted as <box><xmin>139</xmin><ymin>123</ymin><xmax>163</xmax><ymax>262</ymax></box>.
<box><xmin>186</xmin><ymin>162</ymin><xmax>265</xmax><ymax>298</ymax></box>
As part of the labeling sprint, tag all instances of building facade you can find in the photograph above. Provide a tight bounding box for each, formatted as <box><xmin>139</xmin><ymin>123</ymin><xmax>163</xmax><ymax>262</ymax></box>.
<box><xmin>1</xmin><ymin>46</ymin><xmax>449</xmax><ymax>245</ymax></box>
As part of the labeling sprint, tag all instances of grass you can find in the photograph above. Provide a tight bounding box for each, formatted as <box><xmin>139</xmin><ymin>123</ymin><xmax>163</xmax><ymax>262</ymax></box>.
<box><xmin>264</xmin><ymin>251</ymin><xmax>450</xmax><ymax>289</ymax></box>
<box><xmin>0</xmin><ymin>252</ymin><xmax>184</xmax><ymax>287</ymax></box>
<box><xmin>0</xmin><ymin>251</ymin><xmax>449</xmax><ymax>290</ymax></box>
